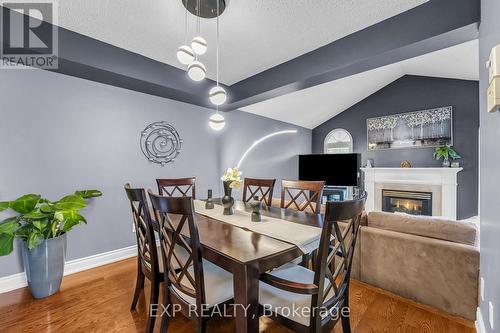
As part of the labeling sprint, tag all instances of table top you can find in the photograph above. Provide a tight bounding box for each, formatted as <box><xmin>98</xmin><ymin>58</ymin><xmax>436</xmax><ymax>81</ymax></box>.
<box><xmin>163</xmin><ymin>199</ymin><xmax>325</xmax><ymax>272</ymax></box>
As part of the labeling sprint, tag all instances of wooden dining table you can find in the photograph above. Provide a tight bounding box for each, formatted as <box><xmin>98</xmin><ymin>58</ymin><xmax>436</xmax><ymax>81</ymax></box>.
<box><xmin>153</xmin><ymin>199</ymin><xmax>325</xmax><ymax>333</ymax></box>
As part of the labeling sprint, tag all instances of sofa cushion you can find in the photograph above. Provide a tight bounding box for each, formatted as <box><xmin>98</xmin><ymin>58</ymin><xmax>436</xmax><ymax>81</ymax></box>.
<box><xmin>367</xmin><ymin>211</ymin><xmax>477</xmax><ymax>246</ymax></box>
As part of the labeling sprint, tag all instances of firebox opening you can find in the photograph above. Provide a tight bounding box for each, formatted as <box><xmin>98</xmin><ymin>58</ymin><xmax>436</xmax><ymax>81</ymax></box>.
<box><xmin>382</xmin><ymin>190</ymin><xmax>432</xmax><ymax>216</ymax></box>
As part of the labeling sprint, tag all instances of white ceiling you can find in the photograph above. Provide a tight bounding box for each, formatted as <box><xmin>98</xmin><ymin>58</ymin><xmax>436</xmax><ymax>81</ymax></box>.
<box><xmin>55</xmin><ymin>0</ymin><xmax>428</xmax><ymax>85</ymax></box>
<box><xmin>240</xmin><ymin>40</ymin><xmax>479</xmax><ymax>129</ymax></box>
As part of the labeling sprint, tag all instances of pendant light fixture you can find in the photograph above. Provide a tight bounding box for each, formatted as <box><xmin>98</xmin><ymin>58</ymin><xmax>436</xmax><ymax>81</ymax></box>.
<box><xmin>187</xmin><ymin>60</ymin><xmax>207</xmax><ymax>81</ymax></box>
<box><xmin>209</xmin><ymin>0</ymin><xmax>227</xmax><ymax>105</ymax></box>
<box><xmin>176</xmin><ymin>1</ymin><xmax>195</xmax><ymax>65</ymax></box>
<box><xmin>192</xmin><ymin>36</ymin><xmax>207</xmax><ymax>55</ymax></box>
<box><xmin>209</xmin><ymin>106</ymin><xmax>226</xmax><ymax>131</ymax></box>
<box><xmin>187</xmin><ymin>0</ymin><xmax>206</xmax><ymax>81</ymax></box>
<box><xmin>191</xmin><ymin>0</ymin><xmax>207</xmax><ymax>55</ymax></box>
<box><xmin>208</xmin><ymin>0</ymin><xmax>226</xmax><ymax>131</ymax></box>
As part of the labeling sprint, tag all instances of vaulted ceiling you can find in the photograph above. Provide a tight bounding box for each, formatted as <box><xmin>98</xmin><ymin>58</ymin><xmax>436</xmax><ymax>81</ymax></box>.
<box><xmin>1</xmin><ymin>0</ymin><xmax>481</xmax><ymax>125</ymax></box>
<box><xmin>57</xmin><ymin>0</ymin><xmax>428</xmax><ymax>85</ymax></box>
<box><xmin>240</xmin><ymin>40</ymin><xmax>479</xmax><ymax>129</ymax></box>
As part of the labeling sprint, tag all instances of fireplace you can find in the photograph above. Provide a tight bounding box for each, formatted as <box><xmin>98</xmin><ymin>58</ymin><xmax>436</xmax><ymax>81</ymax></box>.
<box><xmin>382</xmin><ymin>189</ymin><xmax>432</xmax><ymax>216</ymax></box>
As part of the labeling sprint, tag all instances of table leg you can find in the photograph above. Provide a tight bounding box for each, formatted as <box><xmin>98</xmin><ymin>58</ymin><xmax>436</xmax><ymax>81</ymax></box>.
<box><xmin>233</xmin><ymin>264</ymin><xmax>259</xmax><ymax>333</ymax></box>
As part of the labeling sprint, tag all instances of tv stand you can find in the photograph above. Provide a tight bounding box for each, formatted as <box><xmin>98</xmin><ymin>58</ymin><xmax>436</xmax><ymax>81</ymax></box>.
<box><xmin>322</xmin><ymin>186</ymin><xmax>359</xmax><ymax>202</ymax></box>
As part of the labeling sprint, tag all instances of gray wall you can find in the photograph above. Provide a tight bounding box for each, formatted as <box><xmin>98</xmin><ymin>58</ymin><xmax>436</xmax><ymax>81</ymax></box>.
<box><xmin>312</xmin><ymin>75</ymin><xmax>479</xmax><ymax>219</ymax></box>
<box><xmin>219</xmin><ymin>111</ymin><xmax>311</xmax><ymax>200</ymax></box>
<box><xmin>0</xmin><ymin>69</ymin><xmax>310</xmax><ymax>278</ymax></box>
<box><xmin>479</xmin><ymin>1</ymin><xmax>500</xmax><ymax>332</ymax></box>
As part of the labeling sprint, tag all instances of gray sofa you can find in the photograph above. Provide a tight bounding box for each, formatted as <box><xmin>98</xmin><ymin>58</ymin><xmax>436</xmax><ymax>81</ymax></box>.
<box><xmin>349</xmin><ymin>211</ymin><xmax>479</xmax><ymax>321</ymax></box>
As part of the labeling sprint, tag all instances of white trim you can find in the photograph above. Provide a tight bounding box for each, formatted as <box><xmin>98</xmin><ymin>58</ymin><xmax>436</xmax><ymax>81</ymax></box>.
<box><xmin>361</xmin><ymin>167</ymin><xmax>462</xmax><ymax>220</ymax></box>
<box><xmin>0</xmin><ymin>245</ymin><xmax>138</xmax><ymax>294</ymax></box>
<box><xmin>0</xmin><ymin>272</ymin><xmax>26</xmax><ymax>294</ymax></box>
<box><xmin>476</xmin><ymin>307</ymin><xmax>487</xmax><ymax>333</ymax></box>
<box><xmin>64</xmin><ymin>245</ymin><xmax>137</xmax><ymax>275</ymax></box>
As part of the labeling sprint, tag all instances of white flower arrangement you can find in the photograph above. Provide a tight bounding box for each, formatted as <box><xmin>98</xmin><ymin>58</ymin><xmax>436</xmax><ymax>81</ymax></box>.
<box><xmin>221</xmin><ymin>168</ymin><xmax>242</xmax><ymax>189</ymax></box>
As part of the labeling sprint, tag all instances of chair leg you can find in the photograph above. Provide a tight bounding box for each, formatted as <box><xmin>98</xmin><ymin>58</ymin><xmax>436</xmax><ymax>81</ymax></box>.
<box><xmin>300</xmin><ymin>253</ymin><xmax>311</xmax><ymax>268</ymax></box>
<box><xmin>341</xmin><ymin>296</ymin><xmax>351</xmax><ymax>333</ymax></box>
<box><xmin>160</xmin><ymin>286</ymin><xmax>170</xmax><ymax>333</ymax></box>
<box><xmin>146</xmin><ymin>279</ymin><xmax>160</xmax><ymax>333</ymax></box>
<box><xmin>310</xmin><ymin>249</ymin><xmax>317</xmax><ymax>270</ymax></box>
<box><xmin>341</xmin><ymin>312</ymin><xmax>351</xmax><ymax>333</ymax></box>
<box><xmin>196</xmin><ymin>318</ymin><xmax>207</xmax><ymax>333</ymax></box>
<box><xmin>130</xmin><ymin>266</ymin><xmax>145</xmax><ymax>310</ymax></box>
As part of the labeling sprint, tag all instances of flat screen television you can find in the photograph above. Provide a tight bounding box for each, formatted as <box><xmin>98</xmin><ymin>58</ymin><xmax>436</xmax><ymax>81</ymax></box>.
<box><xmin>298</xmin><ymin>154</ymin><xmax>360</xmax><ymax>187</ymax></box>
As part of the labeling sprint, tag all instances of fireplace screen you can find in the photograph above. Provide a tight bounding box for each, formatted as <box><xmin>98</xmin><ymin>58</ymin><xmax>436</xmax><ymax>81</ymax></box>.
<box><xmin>382</xmin><ymin>190</ymin><xmax>432</xmax><ymax>216</ymax></box>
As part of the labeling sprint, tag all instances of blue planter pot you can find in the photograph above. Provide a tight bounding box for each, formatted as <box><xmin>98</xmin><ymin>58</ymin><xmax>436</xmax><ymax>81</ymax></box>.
<box><xmin>22</xmin><ymin>233</ymin><xmax>67</xmax><ymax>299</ymax></box>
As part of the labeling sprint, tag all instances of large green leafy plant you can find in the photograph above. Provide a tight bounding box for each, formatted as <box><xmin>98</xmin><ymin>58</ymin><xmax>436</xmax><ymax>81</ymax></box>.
<box><xmin>0</xmin><ymin>190</ymin><xmax>102</xmax><ymax>255</ymax></box>
<box><xmin>433</xmin><ymin>145</ymin><xmax>461</xmax><ymax>162</ymax></box>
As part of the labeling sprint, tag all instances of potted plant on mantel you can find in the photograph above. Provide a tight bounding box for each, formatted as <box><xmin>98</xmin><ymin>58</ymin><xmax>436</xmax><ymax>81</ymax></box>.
<box><xmin>434</xmin><ymin>145</ymin><xmax>461</xmax><ymax>167</ymax></box>
<box><xmin>0</xmin><ymin>190</ymin><xmax>102</xmax><ymax>298</ymax></box>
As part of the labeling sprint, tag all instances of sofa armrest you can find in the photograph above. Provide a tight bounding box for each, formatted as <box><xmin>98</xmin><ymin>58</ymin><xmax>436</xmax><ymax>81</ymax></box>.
<box><xmin>359</xmin><ymin>227</ymin><xmax>479</xmax><ymax>320</ymax></box>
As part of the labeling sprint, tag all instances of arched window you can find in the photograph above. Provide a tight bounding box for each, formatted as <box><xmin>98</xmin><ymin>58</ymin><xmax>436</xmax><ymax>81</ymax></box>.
<box><xmin>324</xmin><ymin>129</ymin><xmax>353</xmax><ymax>154</ymax></box>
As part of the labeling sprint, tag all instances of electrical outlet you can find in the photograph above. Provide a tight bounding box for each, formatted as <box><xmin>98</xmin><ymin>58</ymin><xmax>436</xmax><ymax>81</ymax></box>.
<box><xmin>481</xmin><ymin>277</ymin><xmax>485</xmax><ymax>301</ymax></box>
<box><xmin>489</xmin><ymin>301</ymin><xmax>495</xmax><ymax>330</ymax></box>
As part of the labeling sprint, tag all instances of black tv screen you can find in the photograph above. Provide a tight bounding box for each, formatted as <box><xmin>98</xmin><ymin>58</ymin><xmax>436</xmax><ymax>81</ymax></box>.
<box><xmin>299</xmin><ymin>154</ymin><xmax>360</xmax><ymax>187</ymax></box>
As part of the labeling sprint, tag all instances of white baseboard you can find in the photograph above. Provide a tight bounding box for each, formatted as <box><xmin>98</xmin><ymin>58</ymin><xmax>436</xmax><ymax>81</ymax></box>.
<box><xmin>0</xmin><ymin>245</ymin><xmax>137</xmax><ymax>294</ymax></box>
<box><xmin>0</xmin><ymin>272</ymin><xmax>27</xmax><ymax>294</ymax></box>
<box><xmin>64</xmin><ymin>245</ymin><xmax>137</xmax><ymax>275</ymax></box>
<box><xmin>476</xmin><ymin>307</ymin><xmax>487</xmax><ymax>333</ymax></box>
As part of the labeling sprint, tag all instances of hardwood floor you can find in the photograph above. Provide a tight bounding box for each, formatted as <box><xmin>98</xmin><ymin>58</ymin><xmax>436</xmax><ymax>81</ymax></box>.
<box><xmin>0</xmin><ymin>258</ymin><xmax>475</xmax><ymax>333</ymax></box>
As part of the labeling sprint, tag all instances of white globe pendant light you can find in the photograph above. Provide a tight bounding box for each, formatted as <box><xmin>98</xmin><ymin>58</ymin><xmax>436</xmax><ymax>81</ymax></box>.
<box><xmin>209</xmin><ymin>86</ymin><xmax>227</xmax><ymax>105</ymax></box>
<box><xmin>209</xmin><ymin>112</ymin><xmax>225</xmax><ymax>131</ymax></box>
<box><xmin>208</xmin><ymin>2</ymin><xmax>225</xmax><ymax>132</ymax></box>
<box><xmin>187</xmin><ymin>60</ymin><xmax>206</xmax><ymax>81</ymax></box>
<box><xmin>177</xmin><ymin>2</ymin><xmax>194</xmax><ymax>66</ymax></box>
<box><xmin>208</xmin><ymin>0</ymin><xmax>227</xmax><ymax>106</ymax></box>
<box><xmin>176</xmin><ymin>45</ymin><xmax>195</xmax><ymax>65</ymax></box>
<box><xmin>191</xmin><ymin>36</ymin><xmax>207</xmax><ymax>55</ymax></box>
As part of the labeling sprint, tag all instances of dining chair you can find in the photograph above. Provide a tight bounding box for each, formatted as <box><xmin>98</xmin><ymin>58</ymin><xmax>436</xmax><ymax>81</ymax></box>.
<box><xmin>259</xmin><ymin>193</ymin><xmax>367</xmax><ymax>333</ymax></box>
<box><xmin>280</xmin><ymin>180</ymin><xmax>325</xmax><ymax>214</ymax></box>
<box><xmin>148</xmin><ymin>192</ymin><xmax>234</xmax><ymax>333</ymax></box>
<box><xmin>279</xmin><ymin>180</ymin><xmax>326</xmax><ymax>267</ymax></box>
<box><xmin>124</xmin><ymin>184</ymin><xmax>162</xmax><ymax>333</ymax></box>
<box><xmin>242</xmin><ymin>177</ymin><xmax>276</xmax><ymax>206</ymax></box>
<box><xmin>156</xmin><ymin>177</ymin><xmax>196</xmax><ymax>199</ymax></box>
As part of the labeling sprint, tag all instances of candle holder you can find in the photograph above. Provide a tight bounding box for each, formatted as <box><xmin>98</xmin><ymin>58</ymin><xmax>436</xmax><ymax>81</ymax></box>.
<box><xmin>205</xmin><ymin>189</ymin><xmax>214</xmax><ymax>209</ymax></box>
<box><xmin>250</xmin><ymin>196</ymin><xmax>261</xmax><ymax>222</ymax></box>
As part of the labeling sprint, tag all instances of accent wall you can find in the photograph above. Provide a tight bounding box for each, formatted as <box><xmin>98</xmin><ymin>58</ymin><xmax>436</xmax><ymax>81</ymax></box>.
<box><xmin>312</xmin><ymin>75</ymin><xmax>479</xmax><ymax>219</ymax></box>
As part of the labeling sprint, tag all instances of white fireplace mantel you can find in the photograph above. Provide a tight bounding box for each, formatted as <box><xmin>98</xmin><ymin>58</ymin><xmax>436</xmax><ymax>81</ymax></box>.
<box><xmin>361</xmin><ymin>167</ymin><xmax>462</xmax><ymax>220</ymax></box>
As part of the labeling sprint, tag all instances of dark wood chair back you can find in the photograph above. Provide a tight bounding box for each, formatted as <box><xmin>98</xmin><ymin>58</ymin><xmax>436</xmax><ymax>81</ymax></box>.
<box><xmin>311</xmin><ymin>193</ymin><xmax>367</xmax><ymax>329</ymax></box>
<box><xmin>242</xmin><ymin>178</ymin><xmax>276</xmax><ymax>206</ymax></box>
<box><xmin>124</xmin><ymin>184</ymin><xmax>159</xmax><ymax>279</ymax></box>
<box><xmin>148</xmin><ymin>192</ymin><xmax>205</xmax><ymax>309</ymax></box>
<box><xmin>156</xmin><ymin>177</ymin><xmax>196</xmax><ymax>199</ymax></box>
<box><xmin>259</xmin><ymin>193</ymin><xmax>366</xmax><ymax>332</ymax></box>
<box><xmin>280</xmin><ymin>180</ymin><xmax>325</xmax><ymax>214</ymax></box>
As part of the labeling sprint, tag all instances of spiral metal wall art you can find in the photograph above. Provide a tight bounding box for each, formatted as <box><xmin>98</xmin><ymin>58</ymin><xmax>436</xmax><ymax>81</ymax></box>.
<box><xmin>140</xmin><ymin>122</ymin><xmax>183</xmax><ymax>166</ymax></box>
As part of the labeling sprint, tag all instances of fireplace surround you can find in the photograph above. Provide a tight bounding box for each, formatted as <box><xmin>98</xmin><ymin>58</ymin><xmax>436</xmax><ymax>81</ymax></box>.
<box><xmin>361</xmin><ymin>167</ymin><xmax>462</xmax><ymax>220</ymax></box>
